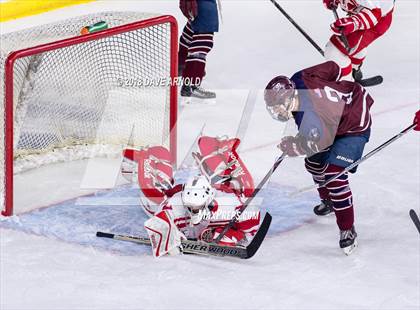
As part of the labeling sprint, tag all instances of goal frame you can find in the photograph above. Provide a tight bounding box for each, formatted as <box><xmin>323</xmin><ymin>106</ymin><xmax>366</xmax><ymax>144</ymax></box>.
<box><xmin>2</xmin><ymin>15</ymin><xmax>178</xmax><ymax>216</ymax></box>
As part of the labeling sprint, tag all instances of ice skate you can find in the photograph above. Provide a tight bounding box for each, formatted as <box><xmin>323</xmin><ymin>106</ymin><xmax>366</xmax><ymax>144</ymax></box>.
<box><xmin>339</xmin><ymin>226</ymin><xmax>358</xmax><ymax>256</ymax></box>
<box><xmin>181</xmin><ymin>84</ymin><xmax>216</xmax><ymax>103</ymax></box>
<box><xmin>313</xmin><ymin>199</ymin><xmax>334</xmax><ymax>216</ymax></box>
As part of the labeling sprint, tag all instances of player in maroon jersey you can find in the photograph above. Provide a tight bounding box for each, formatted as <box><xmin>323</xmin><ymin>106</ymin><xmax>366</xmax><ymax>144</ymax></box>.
<box><xmin>178</xmin><ymin>0</ymin><xmax>219</xmax><ymax>100</ymax></box>
<box><xmin>323</xmin><ymin>0</ymin><xmax>395</xmax><ymax>81</ymax></box>
<box><xmin>264</xmin><ymin>61</ymin><xmax>374</xmax><ymax>255</ymax></box>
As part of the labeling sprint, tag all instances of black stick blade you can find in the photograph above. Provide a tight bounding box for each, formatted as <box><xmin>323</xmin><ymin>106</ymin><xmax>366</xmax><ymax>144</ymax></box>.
<box><xmin>358</xmin><ymin>75</ymin><xmax>383</xmax><ymax>87</ymax></box>
<box><xmin>96</xmin><ymin>231</ymin><xmax>115</xmax><ymax>239</ymax></box>
<box><xmin>245</xmin><ymin>212</ymin><xmax>272</xmax><ymax>259</ymax></box>
<box><xmin>409</xmin><ymin>210</ymin><xmax>420</xmax><ymax>234</ymax></box>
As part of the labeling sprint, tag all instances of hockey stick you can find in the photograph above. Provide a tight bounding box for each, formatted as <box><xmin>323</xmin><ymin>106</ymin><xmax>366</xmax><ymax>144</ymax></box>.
<box><xmin>409</xmin><ymin>210</ymin><xmax>420</xmax><ymax>235</ymax></box>
<box><xmin>290</xmin><ymin>123</ymin><xmax>417</xmax><ymax>197</ymax></box>
<box><xmin>214</xmin><ymin>153</ymin><xmax>287</xmax><ymax>243</ymax></box>
<box><xmin>96</xmin><ymin>212</ymin><xmax>272</xmax><ymax>259</ymax></box>
<box><xmin>269</xmin><ymin>0</ymin><xmax>325</xmax><ymax>56</ymax></box>
<box><xmin>332</xmin><ymin>8</ymin><xmax>351</xmax><ymax>52</ymax></box>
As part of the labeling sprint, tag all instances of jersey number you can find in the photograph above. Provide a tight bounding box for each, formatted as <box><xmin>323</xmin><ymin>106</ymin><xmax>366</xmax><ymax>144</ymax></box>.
<box><xmin>314</xmin><ymin>86</ymin><xmax>352</xmax><ymax>105</ymax></box>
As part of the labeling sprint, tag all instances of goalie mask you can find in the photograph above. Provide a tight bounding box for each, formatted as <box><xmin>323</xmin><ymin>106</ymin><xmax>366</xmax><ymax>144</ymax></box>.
<box><xmin>264</xmin><ymin>76</ymin><xmax>298</xmax><ymax>122</ymax></box>
<box><xmin>182</xmin><ymin>175</ymin><xmax>215</xmax><ymax>224</ymax></box>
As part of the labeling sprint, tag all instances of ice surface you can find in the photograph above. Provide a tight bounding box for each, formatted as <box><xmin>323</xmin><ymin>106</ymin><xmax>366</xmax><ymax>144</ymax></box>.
<box><xmin>1</xmin><ymin>1</ymin><xmax>419</xmax><ymax>309</ymax></box>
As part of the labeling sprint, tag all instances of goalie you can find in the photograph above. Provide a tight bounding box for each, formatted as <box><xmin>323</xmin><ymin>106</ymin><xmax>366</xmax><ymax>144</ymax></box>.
<box><xmin>123</xmin><ymin>136</ymin><xmax>260</xmax><ymax>258</ymax></box>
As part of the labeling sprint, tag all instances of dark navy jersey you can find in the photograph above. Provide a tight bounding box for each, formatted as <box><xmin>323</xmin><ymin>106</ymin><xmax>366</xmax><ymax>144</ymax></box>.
<box><xmin>290</xmin><ymin>61</ymin><xmax>373</xmax><ymax>150</ymax></box>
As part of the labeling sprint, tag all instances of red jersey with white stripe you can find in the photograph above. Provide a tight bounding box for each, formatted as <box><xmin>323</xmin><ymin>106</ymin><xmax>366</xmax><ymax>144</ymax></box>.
<box><xmin>340</xmin><ymin>0</ymin><xmax>395</xmax><ymax>15</ymax></box>
<box><xmin>340</xmin><ymin>0</ymin><xmax>395</xmax><ymax>31</ymax></box>
<box><xmin>291</xmin><ymin>61</ymin><xmax>374</xmax><ymax>148</ymax></box>
<box><xmin>158</xmin><ymin>188</ymin><xmax>260</xmax><ymax>240</ymax></box>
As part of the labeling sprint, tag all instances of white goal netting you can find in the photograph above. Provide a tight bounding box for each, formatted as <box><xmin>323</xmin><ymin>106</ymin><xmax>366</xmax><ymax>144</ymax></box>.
<box><xmin>0</xmin><ymin>12</ymin><xmax>177</xmax><ymax>215</ymax></box>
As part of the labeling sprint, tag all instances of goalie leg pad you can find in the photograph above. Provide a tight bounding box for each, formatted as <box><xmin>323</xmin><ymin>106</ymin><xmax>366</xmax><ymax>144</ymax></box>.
<box><xmin>198</xmin><ymin>136</ymin><xmax>255</xmax><ymax>197</ymax></box>
<box><xmin>144</xmin><ymin>210</ymin><xmax>185</xmax><ymax>258</ymax></box>
<box><xmin>123</xmin><ymin>146</ymin><xmax>174</xmax><ymax>205</ymax></box>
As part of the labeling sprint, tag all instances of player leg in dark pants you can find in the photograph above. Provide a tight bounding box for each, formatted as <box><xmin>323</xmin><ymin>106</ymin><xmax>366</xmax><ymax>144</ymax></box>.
<box><xmin>305</xmin><ymin>132</ymin><xmax>370</xmax><ymax>254</ymax></box>
<box><xmin>179</xmin><ymin>0</ymin><xmax>219</xmax><ymax>100</ymax></box>
<box><xmin>178</xmin><ymin>22</ymin><xmax>194</xmax><ymax>76</ymax></box>
<box><xmin>304</xmin><ymin>151</ymin><xmax>332</xmax><ymax>216</ymax></box>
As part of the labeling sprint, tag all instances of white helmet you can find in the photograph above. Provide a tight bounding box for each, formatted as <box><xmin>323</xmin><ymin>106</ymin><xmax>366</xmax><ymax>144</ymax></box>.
<box><xmin>181</xmin><ymin>175</ymin><xmax>215</xmax><ymax>212</ymax></box>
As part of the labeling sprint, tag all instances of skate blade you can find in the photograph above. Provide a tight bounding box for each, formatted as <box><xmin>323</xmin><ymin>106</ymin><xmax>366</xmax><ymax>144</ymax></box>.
<box><xmin>180</xmin><ymin>96</ymin><xmax>216</xmax><ymax>106</ymax></box>
<box><xmin>342</xmin><ymin>240</ymin><xmax>358</xmax><ymax>256</ymax></box>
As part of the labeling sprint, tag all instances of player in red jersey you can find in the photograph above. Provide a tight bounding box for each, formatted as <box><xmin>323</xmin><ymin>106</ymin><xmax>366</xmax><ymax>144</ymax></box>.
<box><xmin>323</xmin><ymin>0</ymin><xmax>395</xmax><ymax>81</ymax></box>
<box><xmin>122</xmin><ymin>137</ymin><xmax>259</xmax><ymax>258</ymax></box>
<box><xmin>264</xmin><ymin>61</ymin><xmax>374</xmax><ymax>255</ymax></box>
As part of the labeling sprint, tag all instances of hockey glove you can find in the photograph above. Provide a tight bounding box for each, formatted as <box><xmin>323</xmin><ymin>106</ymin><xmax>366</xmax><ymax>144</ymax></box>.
<box><xmin>323</xmin><ymin>0</ymin><xmax>339</xmax><ymax>10</ymax></box>
<box><xmin>414</xmin><ymin>110</ymin><xmax>420</xmax><ymax>131</ymax></box>
<box><xmin>278</xmin><ymin>135</ymin><xmax>321</xmax><ymax>157</ymax></box>
<box><xmin>331</xmin><ymin>16</ymin><xmax>358</xmax><ymax>35</ymax></box>
<box><xmin>331</xmin><ymin>8</ymin><xmax>382</xmax><ymax>35</ymax></box>
<box><xmin>278</xmin><ymin>136</ymin><xmax>306</xmax><ymax>157</ymax></box>
<box><xmin>180</xmin><ymin>0</ymin><xmax>198</xmax><ymax>20</ymax></box>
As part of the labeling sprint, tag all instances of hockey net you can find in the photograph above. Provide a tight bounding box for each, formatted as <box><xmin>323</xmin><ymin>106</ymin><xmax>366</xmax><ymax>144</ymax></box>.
<box><xmin>0</xmin><ymin>12</ymin><xmax>178</xmax><ymax>216</ymax></box>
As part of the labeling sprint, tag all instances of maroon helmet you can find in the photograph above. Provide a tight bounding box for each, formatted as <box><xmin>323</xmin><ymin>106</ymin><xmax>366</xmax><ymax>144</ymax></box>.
<box><xmin>264</xmin><ymin>76</ymin><xmax>297</xmax><ymax>122</ymax></box>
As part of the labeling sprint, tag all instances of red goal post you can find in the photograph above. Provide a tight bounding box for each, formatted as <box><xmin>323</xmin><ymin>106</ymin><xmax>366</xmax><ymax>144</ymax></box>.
<box><xmin>1</xmin><ymin>13</ymin><xmax>178</xmax><ymax>216</ymax></box>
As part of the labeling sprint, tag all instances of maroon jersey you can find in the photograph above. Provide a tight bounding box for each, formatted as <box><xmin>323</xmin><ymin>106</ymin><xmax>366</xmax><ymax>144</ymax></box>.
<box><xmin>291</xmin><ymin>61</ymin><xmax>373</xmax><ymax>150</ymax></box>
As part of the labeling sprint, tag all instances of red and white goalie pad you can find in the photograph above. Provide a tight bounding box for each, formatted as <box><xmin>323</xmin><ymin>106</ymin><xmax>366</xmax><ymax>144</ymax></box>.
<box><xmin>144</xmin><ymin>210</ymin><xmax>185</xmax><ymax>258</ymax></box>
<box><xmin>123</xmin><ymin>146</ymin><xmax>174</xmax><ymax>213</ymax></box>
<box><xmin>196</xmin><ymin>136</ymin><xmax>255</xmax><ymax>197</ymax></box>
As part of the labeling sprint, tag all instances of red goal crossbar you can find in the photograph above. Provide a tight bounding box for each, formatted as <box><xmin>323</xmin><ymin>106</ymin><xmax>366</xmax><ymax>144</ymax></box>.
<box><xmin>2</xmin><ymin>15</ymin><xmax>178</xmax><ymax>216</ymax></box>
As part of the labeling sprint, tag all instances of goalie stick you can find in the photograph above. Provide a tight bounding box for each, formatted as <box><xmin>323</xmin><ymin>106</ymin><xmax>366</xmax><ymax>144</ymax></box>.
<box><xmin>409</xmin><ymin>210</ymin><xmax>420</xmax><ymax>235</ymax></box>
<box><xmin>96</xmin><ymin>212</ymin><xmax>272</xmax><ymax>259</ymax></box>
<box><xmin>269</xmin><ymin>0</ymin><xmax>383</xmax><ymax>87</ymax></box>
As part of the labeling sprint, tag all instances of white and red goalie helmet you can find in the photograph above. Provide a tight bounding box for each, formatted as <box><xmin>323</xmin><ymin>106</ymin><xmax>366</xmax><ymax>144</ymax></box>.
<box><xmin>181</xmin><ymin>175</ymin><xmax>215</xmax><ymax>212</ymax></box>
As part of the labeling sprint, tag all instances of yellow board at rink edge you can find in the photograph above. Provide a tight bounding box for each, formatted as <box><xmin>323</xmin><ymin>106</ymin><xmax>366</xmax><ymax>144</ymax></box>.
<box><xmin>0</xmin><ymin>0</ymin><xmax>95</xmax><ymax>22</ymax></box>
